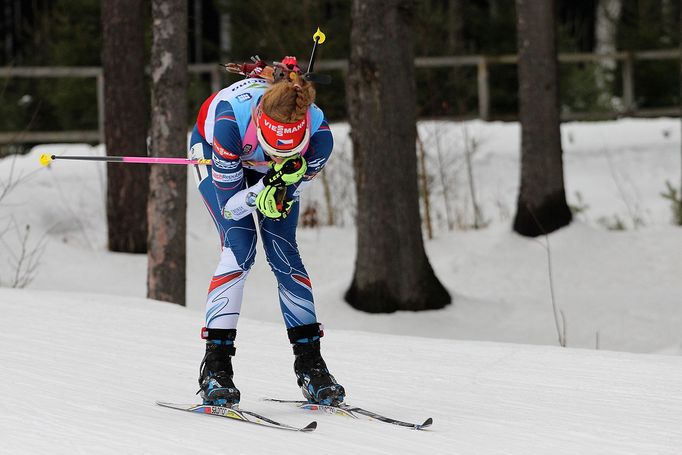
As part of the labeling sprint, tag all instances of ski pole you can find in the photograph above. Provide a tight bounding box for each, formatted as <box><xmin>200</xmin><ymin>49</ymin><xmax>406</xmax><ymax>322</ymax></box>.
<box><xmin>39</xmin><ymin>154</ymin><xmax>211</xmax><ymax>167</ymax></box>
<box><xmin>306</xmin><ymin>27</ymin><xmax>327</xmax><ymax>74</ymax></box>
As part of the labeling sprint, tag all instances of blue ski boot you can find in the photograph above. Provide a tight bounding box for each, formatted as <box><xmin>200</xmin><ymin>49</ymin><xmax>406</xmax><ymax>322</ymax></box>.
<box><xmin>198</xmin><ymin>328</ymin><xmax>240</xmax><ymax>406</ymax></box>
<box><xmin>288</xmin><ymin>323</ymin><xmax>345</xmax><ymax>406</ymax></box>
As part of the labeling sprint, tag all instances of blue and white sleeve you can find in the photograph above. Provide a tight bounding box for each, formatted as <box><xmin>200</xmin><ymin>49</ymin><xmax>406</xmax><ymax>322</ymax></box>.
<box><xmin>211</xmin><ymin>102</ymin><xmax>262</xmax><ymax>220</ymax></box>
<box><xmin>295</xmin><ymin>119</ymin><xmax>334</xmax><ymax>194</ymax></box>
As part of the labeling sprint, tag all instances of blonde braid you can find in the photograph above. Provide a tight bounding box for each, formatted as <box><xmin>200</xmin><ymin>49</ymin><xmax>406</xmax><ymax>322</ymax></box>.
<box><xmin>290</xmin><ymin>73</ymin><xmax>312</xmax><ymax>121</ymax></box>
<box><xmin>262</xmin><ymin>73</ymin><xmax>316</xmax><ymax>123</ymax></box>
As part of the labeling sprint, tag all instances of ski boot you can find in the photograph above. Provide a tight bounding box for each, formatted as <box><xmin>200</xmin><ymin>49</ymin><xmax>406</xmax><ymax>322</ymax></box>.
<box><xmin>198</xmin><ymin>328</ymin><xmax>240</xmax><ymax>406</ymax></box>
<box><xmin>288</xmin><ymin>323</ymin><xmax>345</xmax><ymax>406</ymax></box>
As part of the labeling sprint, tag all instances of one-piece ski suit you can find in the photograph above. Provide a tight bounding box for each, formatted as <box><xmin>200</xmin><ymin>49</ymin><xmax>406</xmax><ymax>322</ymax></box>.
<box><xmin>188</xmin><ymin>77</ymin><xmax>333</xmax><ymax>331</ymax></box>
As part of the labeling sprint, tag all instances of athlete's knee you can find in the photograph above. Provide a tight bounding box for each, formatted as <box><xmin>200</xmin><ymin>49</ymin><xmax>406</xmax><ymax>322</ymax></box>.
<box><xmin>223</xmin><ymin>227</ymin><xmax>257</xmax><ymax>271</ymax></box>
<box><xmin>217</xmin><ymin>245</ymin><xmax>255</xmax><ymax>273</ymax></box>
<box><xmin>264</xmin><ymin>245</ymin><xmax>304</xmax><ymax>276</ymax></box>
<box><xmin>261</xmin><ymin>233</ymin><xmax>303</xmax><ymax>271</ymax></box>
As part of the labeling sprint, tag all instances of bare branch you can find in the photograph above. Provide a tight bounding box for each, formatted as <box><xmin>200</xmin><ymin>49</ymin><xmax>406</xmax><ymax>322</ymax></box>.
<box><xmin>1</xmin><ymin>221</ymin><xmax>47</xmax><ymax>289</ymax></box>
<box><xmin>462</xmin><ymin>127</ymin><xmax>486</xmax><ymax>229</ymax></box>
<box><xmin>526</xmin><ymin>202</ymin><xmax>567</xmax><ymax>348</ymax></box>
<box><xmin>416</xmin><ymin>129</ymin><xmax>433</xmax><ymax>239</ymax></box>
<box><xmin>534</xmin><ymin>233</ymin><xmax>567</xmax><ymax>347</ymax></box>
<box><xmin>603</xmin><ymin>148</ymin><xmax>645</xmax><ymax>229</ymax></box>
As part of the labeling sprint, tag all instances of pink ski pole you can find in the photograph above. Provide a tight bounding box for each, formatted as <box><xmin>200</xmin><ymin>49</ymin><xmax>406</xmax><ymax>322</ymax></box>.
<box><xmin>40</xmin><ymin>154</ymin><xmax>211</xmax><ymax>167</ymax></box>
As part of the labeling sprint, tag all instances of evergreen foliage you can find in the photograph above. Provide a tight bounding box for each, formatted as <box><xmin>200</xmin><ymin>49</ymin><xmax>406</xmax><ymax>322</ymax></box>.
<box><xmin>1</xmin><ymin>0</ymin><xmax>101</xmax><ymax>134</ymax></box>
<box><xmin>1</xmin><ymin>0</ymin><xmax>680</xmax><ymax>132</ymax></box>
<box><xmin>661</xmin><ymin>181</ymin><xmax>682</xmax><ymax>226</ymax></box>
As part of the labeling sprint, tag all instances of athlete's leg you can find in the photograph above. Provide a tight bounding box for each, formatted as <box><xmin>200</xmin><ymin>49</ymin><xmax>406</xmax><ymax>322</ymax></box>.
<box><xmin>189</xmin><ymin>126</ymin><xmax>257</xmax><ymax>330</ymax></box>
<box><xmin>190</xmin><ymin>127</ymin><xmax>256</xmax><ymax>405</ymax></box>
<box><xmin>256</xmin><ymin>184</ymin><xmax>345</xmax><ymax>405</ymax></box>
<box><xmin>257</xmin><ymin>186</ymin><xmax>317</xmax><ymax>329</ymax></box>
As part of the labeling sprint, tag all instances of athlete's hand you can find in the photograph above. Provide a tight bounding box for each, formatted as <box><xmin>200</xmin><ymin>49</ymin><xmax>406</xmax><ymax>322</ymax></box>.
<box><xmin>263</xmin><ymin>155</ymin><xmax>307</xmax><ymax>187</ymax></box>
<box><xmin>256</xmin><ymin>185</ymin><xmax>294</xmax><ymax>220</ymax></box>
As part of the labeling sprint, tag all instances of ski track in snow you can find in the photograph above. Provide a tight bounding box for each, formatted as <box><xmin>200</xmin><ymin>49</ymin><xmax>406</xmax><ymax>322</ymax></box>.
<box><xmin>1</xmin><ymin>289</ymin><xmax>681</xmax><ymax>454</ymax></box>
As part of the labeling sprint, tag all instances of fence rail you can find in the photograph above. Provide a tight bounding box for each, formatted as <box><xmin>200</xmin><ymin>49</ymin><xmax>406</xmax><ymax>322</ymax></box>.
<box><xmin>0</xmin><ymin>48</ymin><xmax>680</xmax><ymax>144</ymax></box>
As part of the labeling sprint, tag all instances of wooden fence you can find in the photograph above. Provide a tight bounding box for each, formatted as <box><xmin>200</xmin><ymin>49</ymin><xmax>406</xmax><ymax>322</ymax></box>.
<box><xmin>0</xmin><ymin>49</ymin><xmax>679</xmax><ymax>144</ymax></box>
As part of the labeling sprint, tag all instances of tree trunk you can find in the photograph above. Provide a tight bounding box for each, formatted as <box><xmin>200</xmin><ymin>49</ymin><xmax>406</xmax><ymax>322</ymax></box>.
<box><xmin>661</xmin><ymin>0</ymin><xmax>675</xmax><ymax>42</ymax></box>
<box><xmin>513</xmin><ymin>0</ymin><xmax>572</xmax><ymax>237</ymax></box>
<box><xmin>447</xmin><ymin>1</ymin><xmax>470</xmax><ymax>117</ymax></box>
<box><xmin>345</xmin><ymin>0</ymin><xmax>451</xmax><ymax>313</ymax></box>
<box><xmin>594</xmin><ymin>0</ymin><xmax>622</xmax><ymax>97</ymax></box>
<box><xmin>447</xmin><ymin>0</ymin><xmax>464</xmax><ymax>54</ymax></box>
<box><xmin>148</xmin><ymin>0</ymin><xmax>188</xmax><ymax>305</ymax></box>
<box><xmin>192</xmin><ymin>0</ymin><xmax>202</xmax><ymax>63</ymax></box>
<box><xmin>101</xmin><ymin>0</ymin><xmax>149</xmax><ymax>253</ymax></box>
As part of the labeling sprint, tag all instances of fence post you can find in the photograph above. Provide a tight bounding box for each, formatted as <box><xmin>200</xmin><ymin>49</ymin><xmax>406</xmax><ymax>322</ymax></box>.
<box><xmin>622</xmin><ymin>52</ymin><xmax>635</xmax><ymax>113</ymax></box>
<box><xmin>210</xmin><ymin>66</ymin><xmax>221</xmax><ymax>93</ymax></box>
<box><xmin>477</xmin><ymin>56</ymin><xmax>490</xmax><ymax>121</ymax></box>
<box><xmin>96</xmin><ymin>70</ymin><xmax>105</xmax><ymax>143</ymax></box>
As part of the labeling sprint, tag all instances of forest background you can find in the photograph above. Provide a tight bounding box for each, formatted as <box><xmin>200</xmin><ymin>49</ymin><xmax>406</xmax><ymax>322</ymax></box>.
<box><xmin>1</xmin><ymin>0</ymin><xmax>680</xmax><ymax>151</ymax></box>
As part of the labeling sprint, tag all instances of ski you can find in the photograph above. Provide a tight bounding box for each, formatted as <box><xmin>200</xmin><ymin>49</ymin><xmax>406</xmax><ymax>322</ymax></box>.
<box><xmin>156</xmin><ymin>401</ymin><xmax>317</xmax><ymax>432</ymax></box>
<box><xmin>263</xmin><ymin>398</ymin><xmax>433</xmax><ymax>430</ymax></box>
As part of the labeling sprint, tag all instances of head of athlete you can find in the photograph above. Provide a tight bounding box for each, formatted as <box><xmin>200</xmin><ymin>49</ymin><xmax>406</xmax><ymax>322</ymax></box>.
<box><xmin>256</xmin><ymin>57</ymin><xmax>316</xmax><ymax>163</ymax></box>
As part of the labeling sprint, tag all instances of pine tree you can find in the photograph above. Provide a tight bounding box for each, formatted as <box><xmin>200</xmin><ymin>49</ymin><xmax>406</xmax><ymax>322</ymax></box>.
<box><xmin>345</xmin><ymin>0</ymin><xmax>451</xmax><ymax>313</ymax></box>
<box><xmin>101</xmin><ymin>0</ymin><xmax>149</xmax><ymax>253</ymax></box>
<box><xmin>147</xmin><ymin>0</ymin><xmax>188</xmax><ymax>305</ymax></box>
<box><xmin>513</xmin><ymin>0</ymin><xmax>572</xmax><ymax>236</ymax></box>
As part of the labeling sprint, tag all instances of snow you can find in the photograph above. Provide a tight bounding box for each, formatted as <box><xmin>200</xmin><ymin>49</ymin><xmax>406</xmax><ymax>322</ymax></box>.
<box><xmin>1</xmin><ymin>118</ymin><xmax>682</xmax><ymax>453</ymax></box>
<box><xmin>1</xmin><ymin>289</ymin><xmax>681</xmax><ymax>454</ymax></box>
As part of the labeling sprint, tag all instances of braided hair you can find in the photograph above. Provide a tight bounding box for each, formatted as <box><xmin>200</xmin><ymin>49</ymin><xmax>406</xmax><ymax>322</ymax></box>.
<box><xmin>261</xmin><ymin>72</ymin><xmax>316</xmax><ymax>123</ymax></box>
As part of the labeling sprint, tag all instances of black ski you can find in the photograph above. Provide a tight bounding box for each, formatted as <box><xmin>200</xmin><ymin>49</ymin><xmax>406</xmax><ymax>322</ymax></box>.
<box><xmin>263</xmin><ymin>398</ymin><xmax>432</xmax><ymax>430</ymax></box>
<box><xmin>156</xmin><ymin>401</ymin><xmax>317</xmax><ymax>432</ymax></box>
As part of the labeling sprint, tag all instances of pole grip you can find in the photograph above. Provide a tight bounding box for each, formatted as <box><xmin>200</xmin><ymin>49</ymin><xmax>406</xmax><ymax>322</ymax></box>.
<box><xmin>306</xmin><ymin>28</ymin><xmax>327</xmax><ymax>74</ymax></box>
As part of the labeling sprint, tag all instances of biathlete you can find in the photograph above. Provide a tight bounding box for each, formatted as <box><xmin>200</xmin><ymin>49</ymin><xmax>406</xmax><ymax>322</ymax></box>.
<box><xmin>188</xmin><ymin>56</ymin><xmax>345</xmax><ymax>407</ymax></box>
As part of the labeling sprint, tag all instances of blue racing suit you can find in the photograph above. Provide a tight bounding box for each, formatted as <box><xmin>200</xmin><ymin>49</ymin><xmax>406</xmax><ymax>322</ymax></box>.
<box><xmin>188</xmin><ymin>78</ymin><xmax>333</xmax><ymax>331</ymax></box>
